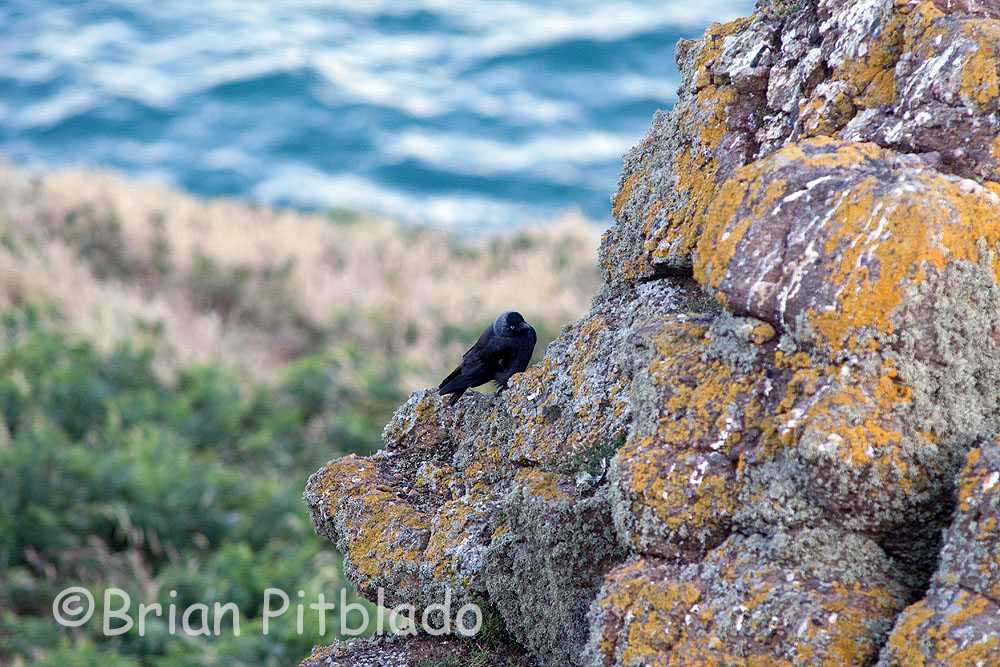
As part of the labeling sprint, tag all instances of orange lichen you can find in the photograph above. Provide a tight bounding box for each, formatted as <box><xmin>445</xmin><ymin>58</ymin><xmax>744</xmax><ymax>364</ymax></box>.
<box><xmin>803</xmin><ymin>370</ymin><xmax>912</xmax><ymax>470</ymax></box>
<box><xmin>797</xmin><ymin>4</ymin><xmax>906</xmax><ymax>137</ymax></box>
<box><xmin>958</xmin><ymin>21</ymin><xmax>1000</xmax><ymax>108</ymax></box>
<box><xmin>823</xmin><ymin>583</ymin><xmax>903</xmax><ymax>665</ymax></box>
<box><xmin>956</xmin><ymin>446</ymin><xmax>994</xmax><ymax>511</ymax></box>
<box><xmin>691</xmin><ymin>162</ymin><xmax>774</xmax><ymax>290</ymax></box>
<box><xmin>887</xmin><ymin>590</ymin><xmax>1000</xmax><ymax>665</ymax></box>
<box><xmin>624</xmin><ymin>443</ymin><xmax>738</xmax><ymax>541</ymax></box>
<box><xmin>593</xmin><ymin>562</ymin><xmax>702</xmax><ymax>665</ymax></box>
<box><xmin>595</xmin><ymin>551</ymin><xmax>902</xmax><ymax>667</ymax></box>
<box><xmin>640</xmin><ymin>13</ymin><xmax>751</xmax><ymax>267</ymax></box>
<box><xmin>695</xmin><ymin>138</ymin><xmax>1000</xmax><ymax>351</ymax></box>
<box><xmin>886</xmin><ymin>599</ymin><xmax>936</xmax><ymax>665</ymax></box>
<box><xmin>614</xmin><ymin>317</ymin><xmax>774</xmax><ymax>553</ymax></box>
<box><xmin>648</xmin><ymin>322</ymin><xmax>763</xmax><ymax>450</ymax></box>
<box><xmin>429</xmin><ymin>492</ymin><xmax>504</xmax><ymax>584</ymax></box>
<box><xmin>750</xmin><ymin>322</ymin><xmax>777</xmax><ymax>345</ymax></box>
<box><xmin>612</xmin><ymin>17</ymin><xmax>762</xmax><ymax>273</ymax></box>
<box><xmin>799</xmin><ymin>87</ymin><xmax>857</xmax><ymax>138</ymax></box>
<box><xmin>644</xmin><ymin>199</ymin><xmax>665</xmax><ymax>233</ymax></box>
<box><xmin>649</xmin><ymin>148</ymin><xmax>720</xmax><ymax>260</ymax></box>
<box><xmin>693</xmin><ymin>17</ymin><xmax>755</xmax><ymax>89</ymax></box>
<box><xmin>613</xmin><ymin>170</ymin><xmax>645</xmax><ymax>220</ymax></box>
<box><xmin>314</xmin><ymin>457</ymin><xmax>431</xmax><ymax>580</ymax></box>
<box><xmin>810</xmin><ymin>169</ymin><xmax>1000</xmax><ymax>347</ymax></box>
<box><xmin>844</xmin><ymin>11</ymin><xmax>905</xmax><ymax>108</ymax></box>
<box><xmin>515</xmin><ymin>468</ymin><xmax>572</xmax><ymax>503</ymax></box>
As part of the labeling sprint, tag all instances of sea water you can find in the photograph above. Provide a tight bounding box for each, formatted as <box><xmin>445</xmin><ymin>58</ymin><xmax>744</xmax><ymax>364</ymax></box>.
<box><xmin>0</xmin><ymin>0</ymin><xmax>752</xmax><ymax>230</ymax></box>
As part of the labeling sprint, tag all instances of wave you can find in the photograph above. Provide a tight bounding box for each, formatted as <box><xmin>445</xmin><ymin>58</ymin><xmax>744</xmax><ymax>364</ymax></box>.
<box><xmin>252</xmin><ymin>165</ymin><xmax>558</xmax><ymax>232</ymax></box>
<box><xmin>385</xmin><ymin>129</ymin><xmax>635</xmax><ymax>183</ymax></box>
<box><xmin>0</xmin><ymin>0</ymin><xmax>754</xmax><ymax>228</ymax></box>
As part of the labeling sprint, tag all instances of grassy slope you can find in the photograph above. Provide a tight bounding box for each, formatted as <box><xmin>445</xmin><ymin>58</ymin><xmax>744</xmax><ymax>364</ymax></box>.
<box><xmin>0</xmin><ymin>163</ymin><xmax>600</xmax><ymax>666</ymax></box>
<box><xmin>0</xmin><ymin>163</ymin><xmax>600</xmax><ymax>385</ymax></box>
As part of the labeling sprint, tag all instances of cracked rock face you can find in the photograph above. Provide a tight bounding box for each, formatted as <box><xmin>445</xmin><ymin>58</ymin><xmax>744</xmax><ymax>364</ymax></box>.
<box><xmin>878</xmin><ymin>438</ymin><xmax>1000</xmax><ymax>665</ymax></box>
<box><xmin>586</xmin><ymin>529</ymin><xmax>909</xmax><ymax>667</ymax></box>
<box><xmin>305</xmin><ymin>1</ymin><xmax>1000</xmax><ymax>665</ymax></box>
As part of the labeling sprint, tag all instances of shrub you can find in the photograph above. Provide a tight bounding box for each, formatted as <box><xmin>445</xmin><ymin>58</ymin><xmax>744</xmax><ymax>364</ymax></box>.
<box><xmin>0</xmin><ymin>307</ymin><xmax>390</xmax><ymax>666</ymax></box>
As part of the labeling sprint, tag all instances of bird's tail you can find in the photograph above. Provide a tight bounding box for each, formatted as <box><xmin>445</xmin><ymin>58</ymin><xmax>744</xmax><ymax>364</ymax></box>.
<box><xmin>445</xmin><ymin>389</ymin><xmax>465</xmax><ymax>406</ymax></box>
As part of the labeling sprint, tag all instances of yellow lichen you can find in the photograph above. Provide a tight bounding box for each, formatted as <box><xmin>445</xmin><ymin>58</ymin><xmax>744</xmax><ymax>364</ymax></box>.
<box><xmin>641</xmin><ymin>14</ymin><xmax>751</xmax><ymax>267</ymax></box>
<box><xmin>750</xmin><ymin>322</ymin><xmax>777</xmax><ymax>344</ymax></box>
<box><xmin>594</xmin><ymin>563</ymin><xmax>701</xmax><ymax>665</ymax></box>
<box><xmin>958</xmin><ymin>21</ymin><xmax>1000</xmax><ymax>108</ymax></box>
<box><xmin>799</xmin><ymin>87</ymin><xmax>857</xmax><ymax>138</ymax></box>
<box><xmin>693</xmin><ymin>17</ymin><xmax>755</xmax><ymax>89</ymax></box>
<box><xmin>320</xmin><ymin>459</ymin><xmax>431</xmax><ymax>580</ymax></box>
<box><xmin>515</xmin><ymin>468</ymin><xmax>572</xmax><ymax>502</ymax></box>
<box><xmin>695</xmin><ymin>139</ymin><xmax>1000</xmax><ymax>352</ymax></box>
<box><xmin>596</xmin><ymin>551</ymin><xmax>900</xmax><ymax>667</ymax></box>
<box><xmin>613</xmin><ymin>170</ymin><xmax>645</xmax><ymax>220</ymax></box>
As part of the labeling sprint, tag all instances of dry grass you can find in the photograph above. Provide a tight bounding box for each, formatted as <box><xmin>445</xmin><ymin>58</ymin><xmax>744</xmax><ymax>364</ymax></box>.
<box><xmin>0</xmin><ymin>163</ymin><xmax>600</xmax><ymax>386</ymax></box>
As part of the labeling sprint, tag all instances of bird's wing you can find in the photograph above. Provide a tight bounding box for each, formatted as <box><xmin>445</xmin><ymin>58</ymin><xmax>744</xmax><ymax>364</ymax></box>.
<box><xmin>438</xmin><ymin>325</ymin><xmax>497</xmax><ymax>394</ymax></box>
<box><xmin>438</xmin><ymin>355</ymin><xmax>495</xmax><ymax>393</ymax></box>
<box><xmin>461</xmin><ymin>325</ymin><xmax>495</xmax><ymax>362</ymax></box>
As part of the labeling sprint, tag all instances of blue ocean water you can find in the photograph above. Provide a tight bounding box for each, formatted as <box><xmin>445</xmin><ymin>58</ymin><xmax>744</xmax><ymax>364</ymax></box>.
<box><xmin>0</xmin><ymin>1</ymin><xmax>752</xmax><ymax>230</ymax></box>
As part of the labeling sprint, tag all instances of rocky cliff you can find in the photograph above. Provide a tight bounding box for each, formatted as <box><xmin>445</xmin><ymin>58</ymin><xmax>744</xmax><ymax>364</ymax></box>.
<box><xmin>303</xmin><ymin>1</ymin><xmax>1000</xmax><ymax>665</ymax></box>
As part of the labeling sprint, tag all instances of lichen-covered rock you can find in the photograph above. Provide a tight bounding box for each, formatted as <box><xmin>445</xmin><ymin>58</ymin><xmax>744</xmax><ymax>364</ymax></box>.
<box><xmin>305</xmin><ymin>392</ymin><xmax>485</xmax><ymax>612</ymax></box>
<box><xmin>602</xmin><ymin>0</ymin><xmax>1000</xmax><ymax>286</ymax></box>
<box><xmin>842</xmin><ymin>3</ymin><xmax>1000</xmax><ymax>181</ymax></box>
<box><xmin>483</xmin><ymin>478</ymin><xmax>627</xmax><ymax>665</ymax></box>
<box><xmin>931</xmin><ymin>0</ymin><xmax>1000</xmax><ymax>17</ymax></box>
<box><xmin>600</xmin><ymin>13</ymin><xmax>779</xmax><ymax>284</ymax></box>
<box><xmin>305</xmin><ymin>2</ymin><xmax>1000</xmax><ymax>665</ymax></box>
<box><xmin>610</xmin><ymin>313</ymin><xmax>776</xmax><ymax>561</ymax></box>
<box><xmin>586</xmin><ymin>529</ymin><xmax>909</xmax><ymax>666</ymax></box>
<box><xmin>688</xmin><ymin>136</ymin><xmax>1000</xmax><ymax>538</ymax></box>
<box><xmin>300</xmin><ymin>635</ymin><xmax>534</xmax><ymax>667</ymax></box>
<box><xmin>695</xmin><ymin>138</ymin><xmax>1000</xmax><ymax>351</ymax></box>
<box><xmin>878</xmin><ymin>438</ymin><xmax>1000</xmax><ymax>665</ymax></box>
<box><xmin>305</xmin><ymin>281</ymin><xmax>701</xmax><ymax>666</ymax></box>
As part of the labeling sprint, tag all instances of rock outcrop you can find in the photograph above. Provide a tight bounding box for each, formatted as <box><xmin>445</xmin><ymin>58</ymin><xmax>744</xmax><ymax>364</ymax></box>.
<box><xmin>301</xmin><ymin>635</ymin><xmax>533</xmax><ymax>667</ymax></box>
<box><xmin>304</xmin><ymin>1</ymin><xmax>1000</xmax><ymax>664</ymax></box>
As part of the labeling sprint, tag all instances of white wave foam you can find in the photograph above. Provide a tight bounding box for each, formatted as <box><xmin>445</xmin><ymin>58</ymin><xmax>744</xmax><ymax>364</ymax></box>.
<box><xmin>616</xmin><ymin>74</ymin><xmax>682</xmax><ymax>102</ymax></box>
<box><xmin>385</xmin><ymin>129</ymin><xmax>635</xmax><ymax>181</ymax></box>
<box><xmin>32</xmin><ymin>19</ymin><xmax>138</xmax><ymax>62</ymax></box>
<box><xmin>15</xmin><ymin>89</ymin><xmax>99</xmax><ymax>129</ymax></box>
<box><xmin>312</xmin><ymin>50</ymin><xmax>580</xmax><ymax>122</ymax></box>
<box><xmin>5</xmin><ymin>0</ymin><xmax>748</xmax><ymax>123</ymax></box>
<box><xmin>252</xmin><ymin>165</ymin><xmax>560</xmax><ymax>231</ymax></box>
<box><xmin>1</xmin><ymin>0</ymin><xmax>753</xmax><ymax>228</ymax></box>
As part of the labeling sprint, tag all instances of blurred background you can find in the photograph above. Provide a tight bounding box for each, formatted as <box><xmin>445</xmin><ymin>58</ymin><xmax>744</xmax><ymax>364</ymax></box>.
<box><xmin>0</xmin><ymin>1</ymin><xmax>751</xmax><ymax>665</ymax></box>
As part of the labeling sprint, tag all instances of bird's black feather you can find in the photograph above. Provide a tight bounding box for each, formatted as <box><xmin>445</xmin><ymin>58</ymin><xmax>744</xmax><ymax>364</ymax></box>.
<box><xmin>438</xmin><ymin>311</ymin><xmax>536</xmax><ymax>405</ymax></box>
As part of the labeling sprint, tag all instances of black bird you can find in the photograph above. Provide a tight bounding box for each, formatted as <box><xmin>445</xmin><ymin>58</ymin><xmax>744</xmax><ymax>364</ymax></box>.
<box><xmin>438</xmin><ymin>311</ymin><xmax>537</xmax><ymax>405</ymax></box>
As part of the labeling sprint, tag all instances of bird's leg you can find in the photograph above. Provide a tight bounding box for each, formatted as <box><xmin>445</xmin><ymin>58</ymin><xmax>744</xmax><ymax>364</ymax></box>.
<box><xmin>495</xmin><ymin>373</ymin><xmax>513</xmax><ymax>395</ymax></box>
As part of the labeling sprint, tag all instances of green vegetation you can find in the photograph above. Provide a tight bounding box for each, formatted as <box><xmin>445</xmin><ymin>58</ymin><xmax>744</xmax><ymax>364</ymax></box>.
<box><xmin>761</xmin><ymin>0</ymin><xmax>807</xmax><ymax>17</ymax></box>
<box><xmin>683</xmin><ymin>291</ymin><xmax>724</xmax><ymax>317</ymax></box>
<box><xmin>566</xmin><ymin>433</ymin><xmax>627</xmax><ymax>478</ymax></box>
<box><xmin>0</xmin><ymin>305</ymin><xmax>404</xmax><ymax>666</ymax></box>
<box><xmin>0</xmin><ymin>164</ymin><xmax>599</xmax><ymax>664</ymax></box>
